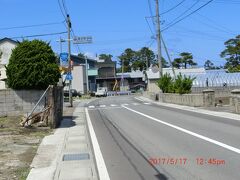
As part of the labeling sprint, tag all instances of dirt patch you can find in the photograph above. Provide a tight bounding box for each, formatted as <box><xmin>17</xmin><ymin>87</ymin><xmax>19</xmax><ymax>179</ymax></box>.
<box><xmin>0</xmin><ymin>116</ymin><xmax>52</xmax><ymax>180</ymax></box>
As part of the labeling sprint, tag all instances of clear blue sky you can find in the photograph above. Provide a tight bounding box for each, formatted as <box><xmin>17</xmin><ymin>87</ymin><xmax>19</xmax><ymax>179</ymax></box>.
<box><xmin>1</xmin><ymin>0</ymin><xmax>239</xmax><ymax>67</ymax></box>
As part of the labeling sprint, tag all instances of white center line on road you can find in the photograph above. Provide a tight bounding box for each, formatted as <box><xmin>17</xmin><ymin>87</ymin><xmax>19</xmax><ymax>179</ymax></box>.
<box><xmin>134</xmin><ymin>97</ymin><xmax>144</xmax><ymax>102</ymax></box>
<box><xmin>85</xmin><ymin>108</ymin><xmax>110</xmax><ymax>180</ymax></box>
<box><xmin>122</xmin><ymin>103</ymin><xmax>129</xmax><ymax>106</ymax></box>
<box><xmin>110</xmin><ymin>104</ymin><xmax>117</xmax><ymax>107</ymax></box>
<box><xmin>88</xmin><ymin>106</ymin><xmax>95</xmax><ymax>109</ymax></box>
<box><xmin>122</xmin><ymin>105</ymin><xmax>240</xmax><ymax>154</ymax></box>
<box><xmin>99</xmin><ymin>105</ymin><xmax>106</xmax><ymax>108</ymax></box>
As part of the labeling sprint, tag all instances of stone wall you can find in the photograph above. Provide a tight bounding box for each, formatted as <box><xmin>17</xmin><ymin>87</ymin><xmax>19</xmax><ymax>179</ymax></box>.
<box><xmin>0</xmin><ymin>87</ymin><xmax>64</xmax><ymax>128</ymax></box>
<box><xmin>0</xmin><ymin>89</ymin><xmax>45</xmax><ymax>117</ymax></box>
<box><xmin>160</xmin><ymin>93</ymin><xmax>204</xmax><ymax>107</ymax></box>
<box><xmin>143</xmin><ymin>91</ymin><xmax>208</xmax><ymax>107</ymax></box>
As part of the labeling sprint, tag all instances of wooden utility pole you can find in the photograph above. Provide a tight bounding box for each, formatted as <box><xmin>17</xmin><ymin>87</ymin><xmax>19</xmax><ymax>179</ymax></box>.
<box><xmin>156</xmin><ymin>0</ymin><xmax>162</xmax><ymax>78</ymax></box>
<box><xmin>67</xmin><ymin>14</ymin><xmax>73</xmax><ymax>107</ymax></box>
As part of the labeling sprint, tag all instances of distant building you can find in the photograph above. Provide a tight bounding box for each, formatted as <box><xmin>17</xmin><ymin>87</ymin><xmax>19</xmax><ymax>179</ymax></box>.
<box><xmin>0</xmin><ymin>38</ymin><xmax>18</xmax><ymax>89</ymax></box>
<box><xmin>63</xmin><ymin>55</ymin><xmax>98</xmax><ymax>94</ymax></box>
<box><xmin>96</xmin><ymin>58</ymin><xmax>117</xmax><ymax>91</ymax></box>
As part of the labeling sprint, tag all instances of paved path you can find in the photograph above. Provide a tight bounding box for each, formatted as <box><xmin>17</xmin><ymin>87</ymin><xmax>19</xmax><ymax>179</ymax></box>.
<box><xmin>27</xmin><ymin>100</ymin><xmax>98</xmax><ymax>180</ymax></box>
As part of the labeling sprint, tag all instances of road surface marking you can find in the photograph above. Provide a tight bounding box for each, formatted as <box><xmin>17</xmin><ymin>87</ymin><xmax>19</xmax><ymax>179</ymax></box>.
<box><xmin>144</xmin><ymin>102</ymin><xmax>151</xmax><ymax>105</ymax></box>
<box><xmin>99</xmin><ymin>105</ymin><xmax>106</xmax><ymax>108</ymax></box>
<box><xmin>122</xmin><ymin>105</ymin><xmax>240</xmax><ymax>154</ymax></box>
<box><xmin>85</xmin><ymin>108</ymin><xmax>110</xmax><ymax>180</ymax></box>
<box><xmin>122</xmin><ymin>103</ymin><xmax>129</xmax><ymax>106</ymax></box>
<box><xmin>132</xmin><ymin>103</ymin><xmax>140</xmax><ymax>106</ymax></box>
<box><xmin>88</xmin><ymin>106</ymin><xmax>95</xmax><ymax>109</ymax></box>
<box><xmin>110</xmin><ymin>104</ymin><xmax>117</xmax><ymax>107</ymax></box>
<box><xmin>134</xmin><ymin>97</ymin><xmax>144</xmax><ymax>102</ymax></box>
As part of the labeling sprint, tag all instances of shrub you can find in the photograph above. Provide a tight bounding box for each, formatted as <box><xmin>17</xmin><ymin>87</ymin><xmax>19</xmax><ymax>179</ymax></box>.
<box><xmin>6</xmin><ymin>40</ymin><xmax>60</xmax><ymax>89</ymax></box>
<box><xmin>156</xmin><ymin>73</ymin><xmax>173</xmax><ymax>93</ymax></box>
<box><xmin>156</xmin><ymin>73</ymin><xmax>195</xmax><ymax>94</ymax></box>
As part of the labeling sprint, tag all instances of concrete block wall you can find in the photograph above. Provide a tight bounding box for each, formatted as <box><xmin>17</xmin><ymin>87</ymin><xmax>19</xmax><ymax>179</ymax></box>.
<box><xmin>0</xmin><ymin>89</ymin><xmax>45</xmax><ymax>117</ymax></box>
<box><xmin>161</xmin><ymin>93</ymin><xmax>204</xmax><ymax>107</ymax></box>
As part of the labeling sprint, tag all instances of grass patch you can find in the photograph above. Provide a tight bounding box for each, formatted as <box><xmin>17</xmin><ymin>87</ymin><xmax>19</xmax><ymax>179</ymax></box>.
<box><xmin>15</xmin><ymin>167</ymin><xmax>30</xmax><ymax>180</ymax></box>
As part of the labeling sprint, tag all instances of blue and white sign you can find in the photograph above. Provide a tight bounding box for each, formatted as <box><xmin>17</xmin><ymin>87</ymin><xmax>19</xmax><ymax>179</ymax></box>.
<box><xmin>60</xmin><ymin>52</ymin><xmax>69</xmax><ymax>67</ymax></box>
<box><xmin>66</xmin><ymin>72</ymin><xmax>73</xmax><ymax>80</ymax></box>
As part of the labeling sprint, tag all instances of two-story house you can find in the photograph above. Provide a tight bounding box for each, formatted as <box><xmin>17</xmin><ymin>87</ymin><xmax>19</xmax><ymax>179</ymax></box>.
<box><xmin>0</xmin><ymin>38</ymin><xmax>18</xmax><ymax>89</ymax></box>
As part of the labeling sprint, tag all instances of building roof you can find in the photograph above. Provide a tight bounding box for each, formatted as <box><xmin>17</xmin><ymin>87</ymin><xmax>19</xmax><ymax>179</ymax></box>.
<box><xmin>117</xmin><ymin>70</ymin><xmax>143</xmax><ymax>78</ymax></box>
<box><xmin>0</xmin><ymin>37</ymin><xmax>18</xmax><ymax>45</ymax></box>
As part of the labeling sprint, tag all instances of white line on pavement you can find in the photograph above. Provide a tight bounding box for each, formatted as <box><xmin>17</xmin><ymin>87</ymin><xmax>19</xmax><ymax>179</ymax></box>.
<box><xmin>132</xmin><ymin>103</ymin><xmax>139</xmax><ymax>105</ymax></box>
<box><xmin>134</xmin><ymin>97</ymin><xmax>144</xmax><ymax>102</ymax></box>
<box><xmin>110</xmin><ymin>104</ymin><xmax>117</xmax><ymax>107</ymax></box>
<box><xmin>122</xmin><ymin>105</ymin><xmax>240</xmax><ymax>154</ymax></box>
<box><xmin>85</xmin><ymin>108</ymin><xmax>110</xmax><ymax>180</ymax></box>
<box><xmin>122</xmin><ymin>104</ymin><xmax>129</xmax><ymax>106</ymax></box>
<box><xmin>144</xmin><ymin>102</ymin><xmax>151</xmax><ymax>105</ymax></box>
<box><xmin>88</xmin><ymin>106</ymin><xmax>95</xmax><ymax>108</ymax></box>
<box><xmin>99</xmin><ymin>105</ymin><xmax>106</xmax><ymax>108</ymax></box>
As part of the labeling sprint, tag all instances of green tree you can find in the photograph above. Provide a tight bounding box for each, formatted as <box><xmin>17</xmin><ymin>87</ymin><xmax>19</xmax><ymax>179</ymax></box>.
<box><xmin>6</xmin><ymin>40</ymin><xmax>60</xmax><ymax>89</ymax></box>
<box><xmin>172</xmin><ymin>52</ymin><xmax>197</xmax><ymax>69</ymax></box>
<box><xmin>118</xmin><ymin>48</ymin><xmax>136</xmax><ymax>72</ymax></box>
<box><xmin>77</xmin><ymin>53</ymin><xmax>85</xmax><ymax>59</ymax></box>
<box><xmin>220</xmin><ymin>35</ymin><xmax>240</xmax><ymax>72</ymax></box>
<box><xmin>99</xmin><ymin>54</ymin><xmax>113</xmax><ymax>62</ymax></box>
<box><xmin>118</xmin><ymin>47</ymin><xmax>169</xmax><ymax>71</ymax></box>
<box><xmin>204</xmin><ymin>60</ymin><xmax>214</xmax><ymax>70</ymax></box>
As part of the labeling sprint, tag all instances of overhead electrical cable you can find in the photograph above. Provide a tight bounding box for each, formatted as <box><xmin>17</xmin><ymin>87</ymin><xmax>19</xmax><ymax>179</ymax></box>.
<box><xmin>161</xmin><ymin>0</ymin><xmax>214</xmax><ymax>32</ymax></box>
<box><xmin>164</xmin><ymin>0</ymin><xmax>201</xmax><ymax>28</ymax></box>
<box><xmin>10</xmin><ymin>31</ymin><xmax>68</xmax><ymax>39</ymax></box>
<box><xmin>0</xmin><ymin>21</ymin><xmax>65</xmax><ymax>31</ymax></box>
<box><xmin>160</xmin><ymin>0</ymin><xmax>187</xmax><ymax>15</ymax></box>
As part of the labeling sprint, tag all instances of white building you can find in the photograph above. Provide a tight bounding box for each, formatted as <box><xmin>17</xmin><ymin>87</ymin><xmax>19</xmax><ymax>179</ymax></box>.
<box><xmin>0</xmin><ymin>38</ymin><xmax>18</xmax><ymax>89</ymax></box>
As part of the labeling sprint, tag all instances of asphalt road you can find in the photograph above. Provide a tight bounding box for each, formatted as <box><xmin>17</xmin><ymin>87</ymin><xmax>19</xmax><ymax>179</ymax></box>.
<box><xmin>87</xmin><ymin>95</ymin><xmax>240</xmax><ymax>180</ymax></box>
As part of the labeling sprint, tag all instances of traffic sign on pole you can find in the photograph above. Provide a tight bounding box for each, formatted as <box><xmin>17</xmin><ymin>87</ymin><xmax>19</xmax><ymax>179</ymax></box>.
<box><xmin>73</xmin><ymin>36</ymin><xmax>93</xmax><ymax>44</ymax></box>
<box><xmin>66</xmin><ymin>72</ymin><xmax>73</xmax><ymax>80</ymax></box>
<box><xmin>60</xmin><ymin>52</ymin><xmax>69</xmax><ymax>67</ymax></box>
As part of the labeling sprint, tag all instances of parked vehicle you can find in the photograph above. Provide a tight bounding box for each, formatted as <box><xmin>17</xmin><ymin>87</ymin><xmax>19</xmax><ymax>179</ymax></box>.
<box><xmin>95</xmin><ymin>87</ymin><xmax>107</xmax><ymax>97</ymax></box>
<box><xmin>64</xmin><ymin>89</ymin><xmax>80</xmax><ymax>97</ymax></box>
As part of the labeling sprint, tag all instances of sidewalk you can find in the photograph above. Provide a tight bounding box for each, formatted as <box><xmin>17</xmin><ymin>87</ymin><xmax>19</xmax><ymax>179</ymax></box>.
<box><xmin>138</xmin><ymin>96</ymin><xmax>240</xmax><ymax>121</ymax></box>
<box><xmin>27</xmin><ymin>99</ymin><xmax>98</xmax><ymax>180</ymax></box>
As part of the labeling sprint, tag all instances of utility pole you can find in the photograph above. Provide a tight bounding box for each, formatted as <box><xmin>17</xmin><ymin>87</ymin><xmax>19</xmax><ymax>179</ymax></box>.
<box><xmin>57</xmin><ymin>37</ymin><xmax>65</xmax><ymax>53</ymax></box>
<box><xmin>121</xmin><ymin>59</ymin><xmax>124</xmax><ymax>91</ymax></box>
<box><xmin>85</xmin><ymin>56</ymin><xmax>89</xmax><ymax>93</ymax></box>
<box><xmin>67</xmin><ymin>14</ymin><xmax>73</xmax><ymax>107</ymax></box>
<box><xmin>155</xmin><ymin>0</ymin><xmax>162</xmax><ymax>78</ymax></box>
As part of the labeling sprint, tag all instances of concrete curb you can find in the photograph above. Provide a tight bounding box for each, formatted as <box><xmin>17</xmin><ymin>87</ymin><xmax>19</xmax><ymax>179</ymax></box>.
<box><xmin>137</xmin><ymin>96</ymin><xmax>240</xmax><ymax>121</ymax></box>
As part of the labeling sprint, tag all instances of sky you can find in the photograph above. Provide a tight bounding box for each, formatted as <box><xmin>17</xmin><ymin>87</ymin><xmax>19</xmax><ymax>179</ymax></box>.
<box><xmin>1</xmin><ymin>0</ymin><xmax>240</xmax><ymax>67</ymax></box>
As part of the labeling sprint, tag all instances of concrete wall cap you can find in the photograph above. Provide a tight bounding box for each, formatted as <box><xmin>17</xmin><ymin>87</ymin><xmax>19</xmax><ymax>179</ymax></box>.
<box><xmin>231</xmin><ymin>89</ymin><xmax>240</xmax><ymax>94</ymax></box>
<box><xmin>202</xmin><ymin>89</ymin><xmax>215</xmax><ymax>93</ymax></box>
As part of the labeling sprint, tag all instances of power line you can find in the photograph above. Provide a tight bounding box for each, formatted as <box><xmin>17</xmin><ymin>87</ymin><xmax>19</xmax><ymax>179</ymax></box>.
<box><xmin>164</xmin><ymin>0</ymin><xmax>201</xmax><ymax>28</ymax></box>
<box><xmin>145</xmin><ymin>17</ymin><xmax>155</xmax><ymax>35</ymax></box>
<box><xmin>57</xmin><ymin>0</ymin><xmax>67</xmax><ymax>21</ymax></box>
<box><xmin>62</xmin><ymin>0</ymin><xmax>69</xmax><ymax>15</ymax></box>
<box><xmin>10</xmin><ymin>31</ymin><xmax>67</xmax><ymax>39</ymax></box>
<box><xmin>0</xmin><ymin>21</ymin><xmax>65</xmax><ymax>31</ymax></box>
<box><xmin>160</xmin><ymin>0</ymin><xmax>187</xmax><ymax>15</ymax></box>
<box><xmin>147</xmin><ymin>0</ymin><xmax>155</xmax><ymax>26</ymax></box>
<box><xmin>161</xmin><ymin>0</ymin><xmax>214</xmax><ymax>32</ymax></box>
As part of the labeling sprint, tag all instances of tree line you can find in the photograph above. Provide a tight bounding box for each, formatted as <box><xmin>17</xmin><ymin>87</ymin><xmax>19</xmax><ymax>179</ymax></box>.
<box><xmin>97</xmin><ymin>34</ymin><xmax>240</xmax><ymax>73</ymax></box>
